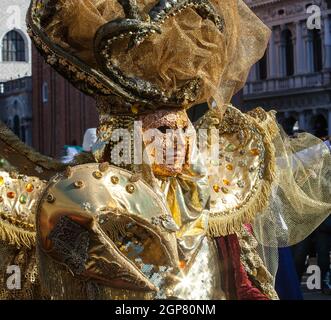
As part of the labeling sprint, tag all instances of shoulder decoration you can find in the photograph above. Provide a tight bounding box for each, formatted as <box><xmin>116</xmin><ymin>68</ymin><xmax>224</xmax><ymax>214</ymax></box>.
<box><xmin>195</xmin><ymin>105</ymin><xmax>279</xmax><ymax>237</ymax></box>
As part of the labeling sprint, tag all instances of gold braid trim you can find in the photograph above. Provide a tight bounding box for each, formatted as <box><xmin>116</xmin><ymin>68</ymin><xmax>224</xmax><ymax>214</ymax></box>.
<box><xmin>237</xmin><ymin>227</ymin><xmax>279</xmax><ymax>300</ymax></box>
<box><xmin>207</xmin><ymin>107</ymin><xmax>278</xmax><ymax>237</ymax></box>
<box><xmin>0</xmin><ymin>219</ymin><xmax>36</xmax><ymax>249</ymax></box>
<box><xmin>0</xmin><ymin>121</ymin><xmax>65</xmax><ymax>179</ymax></box>
<box><xmin>247</xmin><ymin>107</ymin><xmax>279</xmax><ymax>141</ymax></box>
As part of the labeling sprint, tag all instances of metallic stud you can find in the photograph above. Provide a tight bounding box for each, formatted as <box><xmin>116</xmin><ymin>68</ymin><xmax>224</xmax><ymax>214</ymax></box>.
<box><xmin>111</xmin><ymin>176</ymin><xmax>119</xmax><ymax>185</ymax></box>
<box><xmin>213</xmin><ymin>184</ymin><xmax>220</xmax><ymax>193</ymax></box>
<box><xmin>93</xmin><ymin>171</ymin><xmax>103</xmax><ymax>179</ymax></box>
<box><xmin>99</xmin><ymin>162</ymin><xmax>110</xmax><ymax>172</ymax></box>
<box><xmin>126</xmin><ymin>184</ymin><xmax>135</xmax><ymax>194</ymax></box>
<box><xmin>47</xmin><ymin>193</ymin><xmax>55</xmax><ymax>204</ymax></box>
<box><xmin>74</xmin><ymin>181</ymin><xmax>84</xmax><ymax>189</ymax></box>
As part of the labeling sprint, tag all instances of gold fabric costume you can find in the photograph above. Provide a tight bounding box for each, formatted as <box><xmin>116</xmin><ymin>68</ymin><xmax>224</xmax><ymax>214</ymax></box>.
<box><xmin>0</xmin><ymin>0</ymin><xmax>331</xmax><ymax>300</ymax></box>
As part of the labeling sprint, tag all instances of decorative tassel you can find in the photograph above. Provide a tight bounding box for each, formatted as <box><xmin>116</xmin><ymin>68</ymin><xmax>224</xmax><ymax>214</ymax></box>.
<box><xmin>0</xmin><ymin>219</ymin><xmax>36</xmax><ymax>249</ymax></box>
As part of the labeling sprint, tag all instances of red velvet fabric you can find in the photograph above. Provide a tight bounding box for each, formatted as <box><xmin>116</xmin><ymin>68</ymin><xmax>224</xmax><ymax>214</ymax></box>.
<box><xmin>216</xmin><ymin>234</ymin><xmax>270</xmax><ymax>300</ymax></box>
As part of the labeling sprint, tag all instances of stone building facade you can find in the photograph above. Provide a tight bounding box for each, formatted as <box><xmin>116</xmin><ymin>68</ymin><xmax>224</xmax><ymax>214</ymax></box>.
<box><xmin>0</xmin><ymin>0</ymin><xmax>31</xmax><ymax>81</ymax></box>
<box><xmin>0</xmin><ymin>0</ymin><xmax>32</xmax><ymax>144</ymax></box>
<box><xmin>0</xmin><ymin>77</ymin><xmax>32</xmax><ymax>145</ymax></box>
<box><xmin>244</xmin><ymin>0</ymin><xmax>331</xmax><ymax>137</ymax></box>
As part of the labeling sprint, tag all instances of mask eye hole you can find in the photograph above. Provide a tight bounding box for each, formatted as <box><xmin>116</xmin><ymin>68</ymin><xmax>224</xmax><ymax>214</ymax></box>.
<box><xmin>157</xmin><ymin>126</ymin><xmax>171</xmax><ymax>134</ymax></box>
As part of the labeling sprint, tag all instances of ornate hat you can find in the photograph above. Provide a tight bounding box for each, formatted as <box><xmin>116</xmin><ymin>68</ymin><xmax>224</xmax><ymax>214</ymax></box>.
<box><xmin>27</xmin><ymin>0</ymin><xmax>270</xmax><ymax>114</ymax></box>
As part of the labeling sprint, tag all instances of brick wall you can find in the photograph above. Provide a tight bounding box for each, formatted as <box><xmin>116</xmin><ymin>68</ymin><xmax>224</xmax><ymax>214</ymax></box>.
<box><xmin>32</xmin><ymin>47</ymin><xmax>98</xmax><ymax>158</ymax></box>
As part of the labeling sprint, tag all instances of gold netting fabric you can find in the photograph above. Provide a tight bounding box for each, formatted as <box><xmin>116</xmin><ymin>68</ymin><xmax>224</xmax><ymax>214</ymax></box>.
<box><xmin>43</xmin><ymin>0</ymin><xmax>270</xmax><ymax>110</ymax></box>
<box><xmin>252</xmin><ymin>128</ymin><xmax>331</xmax><ymax>249</ymax></box>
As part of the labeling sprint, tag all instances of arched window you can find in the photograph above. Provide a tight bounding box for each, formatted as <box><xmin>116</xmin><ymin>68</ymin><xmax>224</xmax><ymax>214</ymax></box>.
<box><xmin>2</xmin><ymin>30</ymin><xmax>26</xmax><ymax>62</ymax></box>
<box><xmin>281</xmin><ymin>30</ymin><xmax>294</xmax><ymax>76</ymax></box>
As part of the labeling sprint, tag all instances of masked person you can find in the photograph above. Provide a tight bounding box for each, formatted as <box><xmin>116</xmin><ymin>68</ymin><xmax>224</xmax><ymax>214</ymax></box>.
<box><xmin>1</xmin><ymin>0</ymin><xmax>331</xmax><ymax>300</ymax></box>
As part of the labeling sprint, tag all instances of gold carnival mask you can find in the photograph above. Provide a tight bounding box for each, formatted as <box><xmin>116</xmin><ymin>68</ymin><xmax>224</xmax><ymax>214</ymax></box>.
<box><xmin>140</xmin><ymin>109</ymin><xmax>191</xmax><ymax>177</ymax></box>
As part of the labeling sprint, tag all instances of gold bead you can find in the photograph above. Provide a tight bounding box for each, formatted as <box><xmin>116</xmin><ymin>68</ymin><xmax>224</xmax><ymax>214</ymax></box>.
<box><xmin>0</xmin><ymin>176</ymin><xmax>4</xmax><ymax>186</ymax></box>
<box><xmin>93</xmin><ymin>171</ymin><xmax>103</xmax><ymax>179</ymax></box>
<box><xmin>213</xmin><ymin>184</ymin><xmax>221</xmax><ymax>193</ymax></box>
<box><xmin>111</xmin><ymin>176</ymin><xmax>119</xmax><ymax>185</ymax></box>
<box><xmin>223</xmin><ymin>179</ymin><xmax>231</xmax><ymax>186</ymax></box>
<box><xmin>126</xmin><ymin>184</ymin><xmax>135</xmax><ymax>194</ymax></box>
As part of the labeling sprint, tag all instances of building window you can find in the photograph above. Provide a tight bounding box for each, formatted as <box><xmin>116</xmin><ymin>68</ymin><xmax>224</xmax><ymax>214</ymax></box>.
<box><xmin>257</xmin><ymin>51</ymin><xmax>268</xmax><ymax>80</ymax></box>
<box><xmin>13</xmin><ymin>115</ymin><xmax>20</xmax><ymax>137</ymax></box>
<box><xmin>311</xmin><ymin>114</ymin><xmax>328</xmax><ymax>138</ymax></box>
<box><xmin>42</xmin><ymin>81</ymin><xmax>48</xmax><ymax>103</ymax></box>
<box><xmin>281</xmin><ymin>29</ymin><xmax>294</xmax><ymax>76</ymax></box>
<box><xmin>2</xmin><ymin>30</ymin><xmax>26</xmax><ymax>62</ymax></box>
<box><xmin>311</xmin><ymin>30</ymin><xmax>322</xmax><ymax>72</ymax></box>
